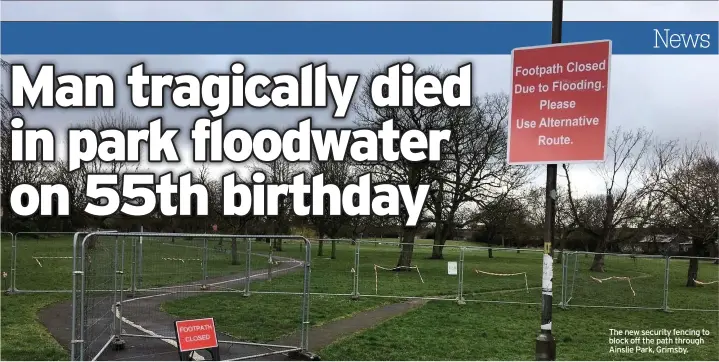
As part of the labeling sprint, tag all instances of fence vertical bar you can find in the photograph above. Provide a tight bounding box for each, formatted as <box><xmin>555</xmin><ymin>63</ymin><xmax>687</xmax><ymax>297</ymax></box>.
<box><xmin>457</xmin><ymin>247</ymin><xmax>466</xmax><ymax>305</ymax></box>
<box><xmin>300</xmin><ymin>237</ymin><xmax>312</xmax><ymax>352</ymax></box>
<box><xmin>70</xmin><ymin>232</ymin><xmax>81</xmax><ymax>361</ymax></box>
<box><xmin>663</xmin><ymin>256</ymin><xmax>671</xmax><ymax>312</ymax></box>
<box><xmin>268</xmin><ymin>240</ymin><xmax>274</xmax><ymax>281</ymax></box>
<box><xmin>352</xmin><ymin>239</ymin><xmax>362</xmax><ymax>299</ymax></box>
<box><xmin>203</xmin><ymin>237</ymin><xmax>209</xmax><ymax>283</ymax></box>
<box><xmin>9</xmin><ymin>233</ymin><xmax>17</xmax><ymax>293</ymax></box>
<box><xmin>79</xmin><ymin>234</ymin><xmax>88</xmax><ymax>362</ymax></box>
<box><xmin>567</xmin><ymin>252</ymin><xmax>578</xmax><ymax>307</ymax></box>
<box><xmin>562</xmin><ymin>253</ymin><xmax>569</xmax><ymax>307</ymax></box>
<box><xmin>244</xmin><ymin>238</ymin><xmax>252</xmax><ymax>297</ymax></box>
<box><xmin>115</xmin><ymin>237</ymin><xmax>126</xmax><ymax>349</ymax></box>
<box><xmin>138</xmin><ymin>227</ymin><xmax>143</xmax><ymax>289</ymax></box>
<box><xmin>560</xmin><ymin>251</ymin><xmax>568</xmax><ymax>309</ymax></box>
<box><xmin>113</xmin><ymin>236</ymin><xmax>120</xmax><ymax>337</ymax></box>
<box><xmin>130</xmin><ymin>238</ymin><xmax>136</xmax><ymax>296</ymax></box>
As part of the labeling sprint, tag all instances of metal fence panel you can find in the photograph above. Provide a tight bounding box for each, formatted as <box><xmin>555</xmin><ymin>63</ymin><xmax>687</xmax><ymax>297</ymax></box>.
<box><xmin>667</xmin><ymin>256</ymin><xmax>719</xmax><ymax>312</ymax></box>
<box><xmin>7</xmin><ymin>228</ymin><xmax>715</xmax><ymax>316</ymax></box>
<box><xmin>12</xmin><ymin>232</ymin><xmax>81</xmax><ymax>293</ymax></box>
<box><xmin>356</xmin><ymin>241</ymin><xmax>460</xmax><ymax>301</ymax></box>
<box><xmin>564</xmin><ymin>251</ymin><xmax>666</xmax><ymax>310</ymax></box>
<box><xmin>245</xmin><ymin>236</ymin><xmax>308</xmax><ymax>296</ymax></box>
<box><xmin>462</xmin><ymin>247</ymin><xmax>545</xmax><ymax>305</ymax></box>
<box><xmin>305</xmin><ymin>238</ymin><xmax>355</xmax><ymax>296</ymax></box>
<box><xmin>1</xmin><ymin>231</ymin><xmax>14</xmax><ymax>292</ymax></box>
<box><xmin>71</xmin><ymin>232</ymin><xmax>312</xmax><ymax>361</ymax></box>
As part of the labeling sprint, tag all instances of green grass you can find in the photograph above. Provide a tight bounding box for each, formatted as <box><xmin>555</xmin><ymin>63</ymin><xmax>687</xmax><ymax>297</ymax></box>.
<box><xmin>0</xmin><ymin>294</ymin><xmax>69</xmax><ymax>360</ymax></box>
<box><xmin>3</xmin><ymin>235</ymin><xmax>271</xmax><ymax>291</ymax></box>
<box><xmin>2</xmin><ymin>234</ymin><xmax>718</xmax><ymax>360</ymax></box>
<box><xmin>163</xmin><ymin>293</ymin><xmax>398</xmax><ymax>342</ymax></box>
<box><xmin>319</xmin><ymin>301</ymin><xmax>719</xmax><ymax>361</ymax></box>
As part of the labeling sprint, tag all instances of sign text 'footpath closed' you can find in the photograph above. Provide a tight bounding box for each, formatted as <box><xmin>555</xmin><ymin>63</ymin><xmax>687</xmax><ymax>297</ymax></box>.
<box><xmin>175</xmin><ymin>318</ymin><xmax>219</xmax><ymax>352</ymax></box>
<box><xmin>507</xmin><ymin>40</ymin><xmax>612</xmax><ymax>164</ymax></box>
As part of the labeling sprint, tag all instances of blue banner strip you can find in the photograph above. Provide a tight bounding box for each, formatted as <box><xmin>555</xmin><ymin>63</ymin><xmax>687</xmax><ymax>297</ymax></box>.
<box><xmin>2</xmin><ymin>21</ymin><xmax>716</xmax><ymax>55</ymax></box>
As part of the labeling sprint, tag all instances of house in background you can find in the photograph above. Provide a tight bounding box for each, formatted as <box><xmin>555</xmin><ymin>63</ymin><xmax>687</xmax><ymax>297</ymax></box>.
<box><xmin>621</xmin><ymin>234</ymin><xmax>693</xmax><ymax>255</ymax></box>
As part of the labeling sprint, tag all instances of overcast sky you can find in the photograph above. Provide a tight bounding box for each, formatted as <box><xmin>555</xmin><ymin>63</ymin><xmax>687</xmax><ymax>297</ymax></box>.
<box><xmin>2</xmin><ymin>1</ymin><xmax>718</xmax><ymax>197</ymax></box>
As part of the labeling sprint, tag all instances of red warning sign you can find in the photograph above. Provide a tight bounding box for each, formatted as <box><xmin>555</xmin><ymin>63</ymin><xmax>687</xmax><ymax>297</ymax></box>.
<box><xmin>507</xmin><ymin>40</ymin><xmax>612</xmax><ymax>164</ymax></box>
<box><xmin>175</xmin><ymin>318</ymin><xmax>219</xmax><ymax>352</ymax></box>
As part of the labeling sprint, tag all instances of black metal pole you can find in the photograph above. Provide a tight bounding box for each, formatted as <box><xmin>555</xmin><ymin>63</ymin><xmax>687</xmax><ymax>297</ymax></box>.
<box><xmin>535</xmin><ymin>0</ymin><xmax>562</xmax><ymax>360</ymax></box>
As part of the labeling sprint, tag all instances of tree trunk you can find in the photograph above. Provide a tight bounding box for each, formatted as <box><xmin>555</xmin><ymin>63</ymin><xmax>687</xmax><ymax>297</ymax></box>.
<box><xmin>431</xmin><ymin>222</ymin><xmax>451</xmax><ymax>259</ymax></box>
<box><xmin>331</xmin><ymin>240</ymin><xmax>337</xmax><ymax>259</ymax></box>
<box><xmin>396</xmin><ymin>228</ymin><xmax>417</xmax><ymax>268</ymax></box>
<box><xmin>318</xmin><ymin>240</ymin><xmax>324</xmax><ymax>257</ymax></box>
<box><xmin>431</xmin><ymin>179</ymin><xmax>444</xmax><ymax>260</ymax></box>
<box><xmin>431</xmin><ymin>244</ymin><xmax>445</xmax><ymax>259</ymax></box>
<box><xmin>590</xmin><ymin>253</ymin><xmax>605</xmax><ymax>272</ymax></box>
<box><xmin>591</xmin><ymin>193</ymin><xmax>614</xmax><ymax>271</ymax></box>
<box><xmin>686</xmin><ymin>258</ymin><xmax>699</xmax><ymax>287</ymax></box>
<box><xmin>556</xmin><ymin>233</ymin><xmax>568</xmax><ymax>264</ymax></box>
<box><xmin>686</xmin><ymin>238</ymin><xmax>707</xmax><ymax>286</ymax></box>
<box><xmin>590</xmin><ymin>230</ymin><xmax>612</xmax><ymax>272</ymax></box>
<box><xmin>488</xmin><ymin>248</ymin><xmax>493</xmax><ymax>258</ymax></box>
<box><xmin>231</xmin><ymin>237</ymin><xmax>239</xmax><ymax>265</ymax></box>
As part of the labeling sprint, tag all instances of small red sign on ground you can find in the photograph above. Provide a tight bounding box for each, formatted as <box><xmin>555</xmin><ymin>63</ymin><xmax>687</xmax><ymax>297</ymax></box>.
<box><xmin>175</xmin><ymin>318</ymin><xmax>219</xmax><ymax>352</ymax></box>
<box><xmin>507</xmin><ymin>40</ymin><xmax>612</xmax><ymax>164</ymax></box>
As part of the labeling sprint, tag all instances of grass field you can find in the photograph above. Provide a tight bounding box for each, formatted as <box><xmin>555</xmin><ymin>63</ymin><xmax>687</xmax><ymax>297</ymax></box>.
<box><xmin>320</xmin><ymin>302</ymin><xmax>719</xmax><ymax>361</ymax></box>
<box><xmin>1</xmin><ymin>234</ymin><xmax>718</xmax><ymax>360</ymax></box>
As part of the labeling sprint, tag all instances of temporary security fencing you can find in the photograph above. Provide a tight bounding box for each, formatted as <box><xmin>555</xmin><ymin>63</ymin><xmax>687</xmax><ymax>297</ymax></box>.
<box><xmin>6</xmin><ymin>231</ymin><xmax>717</xmax><ymax>315</ymax></box>
<box><xmin>1</xmin><ymin>231</ymin><xmax>13</xmax><ymax>291</ymax></box>
<box><xmin>70</xmin><ymin>232</ymin><xmax>313</xmax><ymax>361</ymax></box>
<box><xmin>561</xmin><ymin>252</ymin><xmax>718</xmax><ymax>312</ymax></box>
<box><xmin>6</xmin><ymin>231</ymin><xmax>115</xmax><ymax>293</ymax></box>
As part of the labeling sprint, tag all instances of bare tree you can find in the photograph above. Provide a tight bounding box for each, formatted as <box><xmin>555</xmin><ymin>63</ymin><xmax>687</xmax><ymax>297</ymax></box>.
<box><xmin>473</xmin><ymin>194</ymin><xmax>529</xmax><ymax>247</ymax></box>
<box><xmin>562</xmin><ymin>127</ymin><xmax>659</xmax><ymax>272</ymax></box>
<box><xmin>306</xmin><ymin>157</ymin><xmax>354</xmax><ymax>257</ymax></box>
<box><xmin>1</xmin><ymin>59</ymin><xmax>53</xmax><ymax>230</ymax></box>
<box><xmin>426</xmin><ymin>93</ymin><xmax>534</xmax><ymax>259</ymax></box>
<box><xmin>203</xmin><ymin>165</ymin><xmax>255</xmax><ymax>265</ymax></box>
<box><xmin>55</xmin><ymin>111</ymin><xmax>143</xmax><ymax>228</ymax></box>
<box><xmin>646</xmin><ymin>140</ymin><xmax>719</xmax><ymax>286</ymax></box>
<box><xmin>522</xmin><ymin>185</ymin><xmax>576</xmax><ymax>262</ymax></box>
<box><xmin>353</xmin><ymin>65</ymin><xmax>453</xmax><ymax>268</ymax></box>
<box><xmin>251</xmin><ymin>157</ymin><xmax>301</xmax><ymax>251</ymax></box>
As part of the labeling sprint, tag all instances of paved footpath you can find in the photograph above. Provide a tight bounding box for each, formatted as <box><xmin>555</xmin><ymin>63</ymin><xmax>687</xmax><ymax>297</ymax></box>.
<box><xmin>39</xmin><ymin>255</ymin><xmax>426</xmax><ymax>361</ymax></box>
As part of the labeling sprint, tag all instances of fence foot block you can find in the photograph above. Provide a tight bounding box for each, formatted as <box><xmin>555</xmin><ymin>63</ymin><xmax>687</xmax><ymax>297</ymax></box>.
<box><xmin>111</xmin><ymin>337</ymin><xmax>126</xmax><ymax>351</ymax></box>
<box><xmin>288</xmin><ymin>350</ymin><xmax>321</xmax><ymax>361</ymax></box>
<box><xmin>457</xmin><ymin>299</ymin><xmax>466</xmax><ymax>306</ymax></box>
<box><xmin>350</xmin><ymin>294</ymin><xmax>360</xmax><ymax>300</ymax></box>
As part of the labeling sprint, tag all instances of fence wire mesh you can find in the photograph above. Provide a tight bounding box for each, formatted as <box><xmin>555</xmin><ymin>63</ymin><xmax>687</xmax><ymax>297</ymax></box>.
<box><xmin>71</xmin><ymin>232</ymin><xmax>312</xmax><ymax>361</ymax></box>
<box><xmin>355</xmin><ymin>241</ymin><xmax>459</xmax><ymax>301</ymax></box>
<box><xmin>12</xmin><ymin>232</ymin><xmax>79</xmax><ymax>292</ymax></box>
<box><xmin>305</xmin><ymin>239</ymin><xmax>356</xmax><ymax>296</ymax></box>
<box><xmin>1</xmin><ymin>231</ymin><xmax>14</xmax><ymax>292</ymax></box>
<box><xmin>462</xmin><ymin>247</ymin><xmax>545</xmax><ymax>305</ymax></box>
<box><xmin>563</xmin><ymin>252</ymin><xmax>667</xmax><ymax>310</ymax></box>
<box><xmin>666</xmin><ymin>256</ymin><xmax>719</xmax><ymax>312</ymax></box>
<box><xmin>3</xmin><ymin>232</ymin><xmax>719</xmax><ymax>320</ymax></box>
